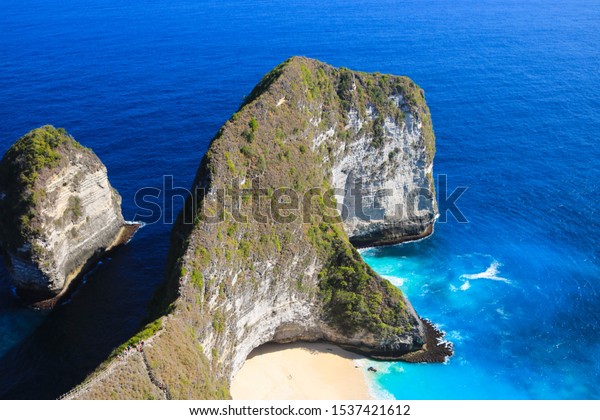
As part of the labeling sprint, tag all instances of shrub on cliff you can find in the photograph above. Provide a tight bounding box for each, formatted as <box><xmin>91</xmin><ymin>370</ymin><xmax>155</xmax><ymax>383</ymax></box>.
<box><xmin>0</xmin><ymin>126</ymin><xmax>80</xmax><ymax>249</ymax></box>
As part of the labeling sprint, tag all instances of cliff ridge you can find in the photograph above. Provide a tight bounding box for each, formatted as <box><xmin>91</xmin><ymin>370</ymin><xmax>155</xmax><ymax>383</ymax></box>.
<box><xmin>66</xmin><ymin>57</ymin><xmax>447</xmax><ymax>400</ymax></box>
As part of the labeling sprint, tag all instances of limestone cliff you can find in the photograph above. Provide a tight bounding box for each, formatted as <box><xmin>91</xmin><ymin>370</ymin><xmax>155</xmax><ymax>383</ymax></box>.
<box><xmin>333</xmin><ymin>81</ymin><xmax>436</xmax><ymax>247</ymax></box>
<box><xmin>67</xmin><ymin>57</ymin><xmax>444</xmax><ymax>400</ymax></box>
<box><xmin>0</xmin><ymin>126</ymin><xmax>132</xmax><ymax>302</ymax></box>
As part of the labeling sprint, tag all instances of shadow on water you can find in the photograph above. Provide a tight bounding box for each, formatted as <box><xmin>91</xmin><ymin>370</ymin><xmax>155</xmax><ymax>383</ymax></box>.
<box><xmin>0</xmin><ymin>226</ymin><xmax>170</xmax><ymax>399</ymax></box>
<box><xmin>361</xmin><ymin>233</ymin><xmax>440</xmax><ymax>259</ymax></box>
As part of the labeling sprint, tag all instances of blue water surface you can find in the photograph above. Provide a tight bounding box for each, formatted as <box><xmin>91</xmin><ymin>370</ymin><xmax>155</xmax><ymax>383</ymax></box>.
<box><xmin>0</xmin><ymin>0</ymin><xmax>598</xmax><ymax>399</ymax></box>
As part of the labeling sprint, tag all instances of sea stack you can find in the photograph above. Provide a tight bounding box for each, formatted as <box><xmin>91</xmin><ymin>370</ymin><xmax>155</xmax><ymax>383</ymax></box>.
<box><xmin>66</xmin><ymin>57</ymin><xmax>448</xmax><ymax>400</ymax></box>
<box><xmin>0</xmin><ymin>125</ymin><xmax>133</xmax><ymax>304</ymax></box>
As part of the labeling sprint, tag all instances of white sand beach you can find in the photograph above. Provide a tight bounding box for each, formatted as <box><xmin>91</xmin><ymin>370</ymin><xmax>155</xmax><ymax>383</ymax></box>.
<box><xmin>230</xmin><ymin>342</ymin><xmax>372</xmax><ymax>400</ymax></box>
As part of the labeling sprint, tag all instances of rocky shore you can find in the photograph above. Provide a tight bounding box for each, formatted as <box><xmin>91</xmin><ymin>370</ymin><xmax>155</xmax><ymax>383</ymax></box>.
<box><xmin>0</xmin><ymin>126</ymin><xmax>137</xmax><ymax>307</ymax></box>
<box><xmin>398</xmin><ymin>319</ymin><xmax>454</xmax><ymax>363</ymax></box>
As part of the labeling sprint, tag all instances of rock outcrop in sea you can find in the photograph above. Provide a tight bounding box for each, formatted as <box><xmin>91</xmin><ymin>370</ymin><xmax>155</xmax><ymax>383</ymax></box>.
<box><xmin>65</xmin><ymin>57</ymin><xmax>445</xmax><ymax>400</ymax></box>
<box><xmin>0</xmin><ymin>126</ymin><xmax>135</xmax><ymax>305</ymax></box>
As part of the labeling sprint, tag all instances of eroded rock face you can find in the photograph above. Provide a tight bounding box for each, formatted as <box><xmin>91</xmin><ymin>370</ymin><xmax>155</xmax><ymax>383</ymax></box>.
<box><xmin>169</xmin><ymin>57</ymin><xmax>437</xmax><ymax>380</ymax></box>
<box><xmin>0</xmin><ymin>126</ymin><xmax>127</xmax><ymax>299</ymax></box>
<box><xmin>332</xmin><ymin>98</ymin><xmax>437</xmax><ymax>247</ymax></box>
<box><xmin>67</xmin><ymin>57</ymin><xmax>440</xmax><ymax>400</ymax></box>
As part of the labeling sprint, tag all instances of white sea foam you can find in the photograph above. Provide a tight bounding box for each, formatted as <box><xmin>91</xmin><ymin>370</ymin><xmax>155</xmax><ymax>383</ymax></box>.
<box><xmin>496</xmin><ymin>307</ymin><xmax>510</xmax><ymax>319</ymax></box>
<box><xmin>369</xmin><ymin>384</ymin><xmax>395</xmax><ymax>400</ymax></box>
<box><xmin>357</xmin><ymin>247</ymin><xmax>375</xmax><ymax>256</ymax></box>
<box><xmin>459</xmin><ymin>280</ymin><xmax>471</xmax><ymax>291</ymax></box>
<box><xmin>460</xmin><ymin>261</ymin><xmax>511</xmax><ymax>284</ymax></box>
<box><xmin>447</xmin><ymin>330</ymin><xmax>465</xmax><ymax>342</ymax></box>
<box><xmin>382</xmin><ymin>275</ymin><xmax>407</xmax><ymax>287</ymax></box>
<box><xmin>355</xmin><ymin>359</ymin><xmax>395</xmax><ymax>400</ymax></box>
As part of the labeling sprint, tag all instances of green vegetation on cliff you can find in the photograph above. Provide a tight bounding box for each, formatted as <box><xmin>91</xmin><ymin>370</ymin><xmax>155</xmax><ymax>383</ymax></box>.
<box><xmin>309</xmin><ymin>222</ymin><xmax>411</xmax><ymax>336</ymax></box>
<box><xmin>76</xmin><ymin>57</ymin><xmax>434</xmax><ymax>400</ymax></box>
<box><xmin>0</xmin><ymin>126</ymin><xmax>87</xmax><ymax>250</ymax></box>
<box><xmin>181</xmin><ymin>56</ymin><xmax>426</xmax><ymax>337</ymax></box>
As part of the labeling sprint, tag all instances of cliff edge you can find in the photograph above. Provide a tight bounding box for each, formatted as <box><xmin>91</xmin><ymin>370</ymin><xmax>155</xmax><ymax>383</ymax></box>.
<box><xmin>0</xmin><ymin>126</ymin><xmax>135</xmax><ymax>305</ymax></box>
<box><xmin>66</xmin><ymin>57</ymin><xmax>446</xmax><ymax>400</ymax></box>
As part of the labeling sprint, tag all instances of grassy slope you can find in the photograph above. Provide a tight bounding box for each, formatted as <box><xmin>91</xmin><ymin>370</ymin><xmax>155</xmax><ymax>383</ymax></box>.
<box><xmin>76</xmin><ymin>57</ymin><xmax>435</xmax><ymax>399</ymax></box>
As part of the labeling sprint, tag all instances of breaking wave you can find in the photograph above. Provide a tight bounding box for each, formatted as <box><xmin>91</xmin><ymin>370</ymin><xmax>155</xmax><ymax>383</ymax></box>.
<box><xmin>460</xmin><ymin>261</ymin><xmax>511</xmax><ymax>284</ymax></box>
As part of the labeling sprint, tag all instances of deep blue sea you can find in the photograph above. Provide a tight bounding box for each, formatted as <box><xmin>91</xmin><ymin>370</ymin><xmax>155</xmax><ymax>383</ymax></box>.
<box><xmin>0</xmin><ymin>0</ymin><xmax>598</xmax><ymax>399</ymax></box>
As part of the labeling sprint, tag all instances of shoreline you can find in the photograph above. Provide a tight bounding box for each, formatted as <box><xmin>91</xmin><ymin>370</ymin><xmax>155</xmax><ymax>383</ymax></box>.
<box><xmin>231</xmin><ymin>342</ymin><xmax>373</xmax><ymax>400</ymax></box>
<box><xmin>397</xmin><ymin>319</ymin><xmax>454</xmax><ymax>363</ymax></box>
<box><xmin>231</xmin><ymin>321</ymin><xmax>453</xmax><ymax>400</ymax></box>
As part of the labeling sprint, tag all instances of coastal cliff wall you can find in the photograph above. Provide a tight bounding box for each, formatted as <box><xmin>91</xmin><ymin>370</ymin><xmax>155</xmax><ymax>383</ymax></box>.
<box><xmin>333</xmin><ymin>91</ymin><xmax>436</xmax><ymax>247</ymax></box>
<box><xmin>0</xmin><ymin>126</ymin><xmax>129</xmax><ymax>300</ymax></box>
<box><xmin>68</xmin><ymin>57</ymin><xmax>440</xmax><ymax>400</ymax></box>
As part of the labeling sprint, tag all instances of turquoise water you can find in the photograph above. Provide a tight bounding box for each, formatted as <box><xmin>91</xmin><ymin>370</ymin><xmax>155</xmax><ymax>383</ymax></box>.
<box><xmin>362</xmin><ymin>225</ymin><xmax>600</xmax><ymax>399</ymax></box>
<box><xmin>1</xmin><ymin>0</ymin><xmax>599</xmax><ymax>398</ymax></box>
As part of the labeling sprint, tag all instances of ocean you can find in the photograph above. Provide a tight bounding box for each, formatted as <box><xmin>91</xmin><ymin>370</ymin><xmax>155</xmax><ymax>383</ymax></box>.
<box><xmin>0</xmin><ymin>0</ymin><xmax>598</xmax><ymax>399</ymax></box>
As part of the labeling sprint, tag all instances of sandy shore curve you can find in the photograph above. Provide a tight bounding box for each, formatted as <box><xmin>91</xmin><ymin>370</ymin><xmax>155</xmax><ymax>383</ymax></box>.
<box><xmin>231</xmin><ymin>342</ymin><xmax>373</xmax><ymax>400</ymax></box>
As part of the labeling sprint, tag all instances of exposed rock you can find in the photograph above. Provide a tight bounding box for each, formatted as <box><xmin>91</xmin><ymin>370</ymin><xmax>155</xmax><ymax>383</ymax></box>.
<box><xmin>69</xmin><ymin>57</ymin><xmax>442</xmax><ymax>399</ymax></box>
<box><xmin>397</xmin><ymin>319</ymin><xmax>454</xmax><ymax>363</ymax></box>
<box><xmin>0</xmin><ymin>126</ymin><xmax>135</xmax><ymax>304</ymax></box>
<box><xmin>332</xmin><ymin>84</ymin><xmax>437</xmax><ymax>248</ymax></box>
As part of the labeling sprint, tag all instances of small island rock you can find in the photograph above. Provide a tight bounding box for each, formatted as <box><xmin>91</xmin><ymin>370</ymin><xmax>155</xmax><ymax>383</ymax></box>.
<box><xmin>0</xmin><ymin>125</ymin><xmax>133</xmax><ymax>303</ymax></box>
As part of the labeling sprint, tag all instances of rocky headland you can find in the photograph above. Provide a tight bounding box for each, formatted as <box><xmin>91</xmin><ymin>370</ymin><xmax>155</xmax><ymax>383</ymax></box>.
<box><xmin>0</xmin><ymin>126</ymin><xmax>138</xmax><ymax>307</ymax></box>
<box><xmin>60</xmin><ymin>57</ymin><xmax>448</xmax><ymax>399</ymax></box>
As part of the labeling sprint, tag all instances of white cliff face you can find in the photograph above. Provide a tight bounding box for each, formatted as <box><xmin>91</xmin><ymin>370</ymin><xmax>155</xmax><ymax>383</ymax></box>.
<box><xmin>187</xmin><ymin>245</ymin><xmax>324</xmax><ymax>378</ymax></box>
<box><xmin>65</xmin><ymin>57</ymin><xmax>437</xmax><ymax>400</ymax></box>
<box><xmin>0</xmin><ymin>127</ymin><xmax>126</xmax><ymax>298</ymax></box>
<box><xmin>170</xmin><ymin>60</ymin><xmax>434</xmax><ymax>382</ymax></box>
<box><xmin>332</xmin><ymin>96</ymin><xmax>436</xmax><ymax>247</ymax></box>
<box><xmin>14</xmin><ymin>159</ymin><xmax>124</xmax><ymax>294</ymax></box>
<box><xmin>180</xmin><ymin>228</ymin><xmax>423</xmax><ymax>381</ymax></box>
<box><xmin>166</xmin><ymin>60</ymin><xmax>436</xmax><ymax>386</ymax></box>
